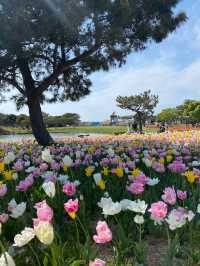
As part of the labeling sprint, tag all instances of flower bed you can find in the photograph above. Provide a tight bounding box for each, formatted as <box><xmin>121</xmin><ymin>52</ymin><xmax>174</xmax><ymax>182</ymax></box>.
<box><xmin>0</xmin><ymin>132</ymin><xmax>200</xmax><ymax>265</ymax></box>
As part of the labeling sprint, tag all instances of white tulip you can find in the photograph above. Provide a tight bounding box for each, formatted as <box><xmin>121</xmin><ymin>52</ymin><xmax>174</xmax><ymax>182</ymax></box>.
<box><xmin>186</xmin><ymin>210</ymin><xmax>195</xmax><ymax>222</ymax></box>
<box><xmin>93</xmin><ymin>173</ymin><xmax>102</xmax><ymax>185</ymax></box>
<box><xmin>34</xmin><ymin>222</ymin><xmax>54</xmax><ymax>245</ymax></box>
<box><xmin>143</xmin><ymin>158</ymin><xmax>152</xmax><ymax>168</ymax></box>
<box><xmin>42</xmin><ymin>149</ymin><xmax>53</xmax><ymax>163</ymax></box>
<box><xmin>120</xmin><ymin>199</ymin><xmax>133</xmax><ymax>211</ymax></box>
<box><xmin>74</xmin><ymin>180</ymin><xmax>80</xmax><ymax>186</ymax></box>
<box><xmin>134</xmin><ymin>215</ymin><xmax>144</xmax><ymax>224</ymax></box>
<box><xmin>4</xmin><ymin>152</ymin><xmax>15</xmax><ymax>164</ymax></box>
<box><xmin>63</xmin><ymin>155</ymin><xmax>73</xmax><ymax>167</ymax></box>
<box><xmin>12</xmin><ymin>173</ymin><xmax>18</xmax><ymax>180</ymax></box>
<box><xmin>126</xmin><ymin>199</ymin><xmax>148</xmax><ymax>214</ymax></box>
<box><xmin>0</xmin><ymin>252</ymin><xmax>15</xmax><ymax>266</ymax></box>
<box><xmin>147</xmin><ymin>178</ymin><xmax>159</xmax><ymax>186</ymax></box>
<box><xmin>57</xmin><ymin>174</ymin><xmax>69</xmax><ymax>184</ymax></box>
<box><xmin>98</xmin><ymin>197</ymin><xmax>121</xmax><ymax>216</ymax></box>
<box><xmin>42</xmin><ymin>181</ymin><xmax>55</xmax><ymax>198</ymax></box>
<box><xmin>25</xmin><ymin>166</ymin><xmax>36</xmax><ymax>173</ymax></box>
<box><xmin>9</xmin><ymin>201</ymin><xmax>26</xmax><ymax>219</ymax></box>
<box><xmin>107</xmin><ymin>148</ymin><xmax>115</xmax><ymax>157</ymax></box>
<box><xmin>191</xmin><ymin>161</ymin><xmax>200</xmax><ymax>167</ymax></box>
<box><xmin>75</xmin><ymin>151</ymin><xmax>81</xmax><ymax>158</ymax></box>
<box><xmin>13</xmin><ymin>227</ymin><xmax>35</xmax><ymax>247</ymax></box>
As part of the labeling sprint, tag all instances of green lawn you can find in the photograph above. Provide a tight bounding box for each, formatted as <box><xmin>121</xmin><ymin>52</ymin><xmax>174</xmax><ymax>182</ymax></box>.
<box><xmin>1</xmin><ymin>125</ymin><xmax>158</xmax><ymax>135</ymax></box>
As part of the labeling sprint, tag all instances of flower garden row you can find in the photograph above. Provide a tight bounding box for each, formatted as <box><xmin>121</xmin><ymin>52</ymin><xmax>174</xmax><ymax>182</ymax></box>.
<box><xmin>0</xmin><ymin>131</ymin><xmax>200</xmax><ymax>265</ymax></box>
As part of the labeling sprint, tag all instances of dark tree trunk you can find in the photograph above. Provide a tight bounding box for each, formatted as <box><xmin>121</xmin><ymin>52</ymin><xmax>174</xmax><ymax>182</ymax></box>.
<box><xmin>17</xmin><ymin>57</ymin><xmax>54</xmax><ymax>146</ymax></box>
<box><xmin>28</xmin><ymin>98</ymin><xmax>54</xmax><ymax>146</ymax></box>
<box><xmin>138</xmin><ymin>119</ymin><xmax>143</xmax><ymax>134</ymax></box>
<box><xmin>137</xmin><ymin>113</ymin><xmax>143</xmax><ymax>134</ymax></box>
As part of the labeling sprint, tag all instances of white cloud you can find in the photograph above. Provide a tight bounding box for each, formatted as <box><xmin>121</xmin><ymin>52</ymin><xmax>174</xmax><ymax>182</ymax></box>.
<box><xmin>40</xmin><ymin>58</ymin><xmax>200</xmax><ymax>121</ymax></box>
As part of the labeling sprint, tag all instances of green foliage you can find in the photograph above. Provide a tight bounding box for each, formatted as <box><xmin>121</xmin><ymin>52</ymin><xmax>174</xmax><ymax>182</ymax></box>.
<box><xmin>158</xmin><ymin>99</ymin><xmax>200</xmax><ymax>123</ymax></box>
<box><xmin>0</xmin><ymin>112</ymin><xmax>80</xmax><ymax>128</ymax></box>
<box><xmin>182</xmin><ymin>100</ymin><xmax>200</xmax><ymax>120</ymax></box>
<box><xmin>44</xmin><ymin>113</ymin><xmax>80</xmax><ymax>127</ymax></box>
<box><xmin>156</xmin><ymin>108</ymin><xmax>178</xmax><ymax>122</ymax></box>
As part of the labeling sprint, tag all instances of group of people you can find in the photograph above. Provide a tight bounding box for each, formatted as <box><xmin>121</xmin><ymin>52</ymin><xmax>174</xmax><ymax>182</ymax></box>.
<box><xmin>127</xmin><ymin>121</ymin><xmax>168</xmax><ymax>134</ymax></box>
<box><xmin>158</xmin><ymin>122</ymin><xmax>168</xmax><ymax>133</ymax></box>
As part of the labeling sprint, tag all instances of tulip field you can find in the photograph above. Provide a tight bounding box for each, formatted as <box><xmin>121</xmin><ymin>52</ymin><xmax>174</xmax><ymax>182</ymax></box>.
<box><xmin>0</xmin><ymin>131</ymin><xmax>200</xmax><ymax>266</ymax></box>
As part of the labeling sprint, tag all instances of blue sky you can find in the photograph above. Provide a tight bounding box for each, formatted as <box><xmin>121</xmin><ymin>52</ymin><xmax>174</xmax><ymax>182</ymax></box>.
<box><xmin>0</xmin><ymin>0</ymin><xmax>200</xmax><ymax>121</ymax></box>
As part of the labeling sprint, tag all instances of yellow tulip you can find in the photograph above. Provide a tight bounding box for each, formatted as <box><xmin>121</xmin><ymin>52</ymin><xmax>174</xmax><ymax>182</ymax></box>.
<box><xmin>131</xmin><ymin>168</ymin><xmax>141</xmax><ymax>177</ymax></box>
<box><xmin>166</xmin><ymin>155</ymin><xmax>173</xmax><ymax>163</ymax></box>
<box><xmin>159</xmin><ymin>158</ymin><xmax>165</xmax><ymax>165</ymax></box>
<box><xmin>63</xmin><ymin>165</ymin><xmax>68</xmax><ymax>172</ymax></box>
<box><xmin>0</xmin><ymin>161</ymin><xmax>5</xmax><ymax>172</ymax></box>
<box><xmin>184</xmin><ymin>171</ymin><xmax>197</xmax><ymax>184</ymax></box>
<box><xmin>98</xmin><ymin>179</ymin><xmax>106</xmax><ymax>190</ymax></box>
<box><xmin>85</xmin><ymin>166</ymin><xmax>94</xmax><ymax>177</ymax></box>
<box><xmin>3</xmin><ymin>170</ymin><xmax>14</xmax><ymax>181</ymax></box>
<box><xmin>102</xmin><ymin>167</ymin><xmax>109</xmax><ymax>176</ymax></box>
<box><xmin>115</xmin><ymin>167</ymin><xmax>124</xmax><ymax>178</ymax></box>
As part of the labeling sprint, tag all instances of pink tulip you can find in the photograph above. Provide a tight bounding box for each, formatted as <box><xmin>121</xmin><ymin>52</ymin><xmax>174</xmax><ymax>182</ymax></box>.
<box><xmin>135</xmin><ymin>174</ymin><xmax>149</xmax><ymax>185</ymax></box>
<box><xmin>64</xmin><ymin>199</ymin><xmax>79</xmax><ymax>219</ymax></box>
<box><xmin>93</xmin><ymin>221</ymin><xmax>112</xmax><ymax>244</ymax></box>
<box><xmin>161</xmin><ymin>187</ymin><xmax>176</xmax><ymax>205</ymax></box>
<box><xmin>16</xmin><ymin>175</ymin><xmax>34</xmax><ymax>192</ymax></box>
<box><xmin>33</xmin><ymin>200</ymin><xmax>53</xmax><ymax>226</ymax></box>
<box><xmin>127</xmin><ymin>181</ymin><xmax>144</xmax><ymax>195</ymax></box>
<box><xmin>0</xmin><ymin>184</ymin><xmax>7</xmax><ymax>198</ymax></box>
<box><xmin>63</xmin><ymin>182</ymin><xmax>76</xmax><ymax>196</ymax></box>
<box><xmin>89</xmin><ymin>258</ymin><xmax>106</xmax><ymax>266</ymax></box>
<box><xmin>148</xmin><ymin>201</ymin><xmax>168</xmax><ymax>222</ymax></box>
<box><xmin>168</xmin><ymin>161</ymin><xmax>186</xmax><ymax>173</ymax></box>
<box><xmin>177</xmin><ymin>190</ymin><xmax>187</xmax><ymax>201</ymax></box>
<box><xmin>0</xmin><ymin>213</ymin><xmax>9</xmax><ymax>223</ymax></box>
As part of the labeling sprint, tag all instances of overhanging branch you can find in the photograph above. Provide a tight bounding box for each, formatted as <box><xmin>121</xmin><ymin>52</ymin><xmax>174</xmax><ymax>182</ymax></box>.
<box><xmin>1</xmin><ymin>77</ymin><xmax>25</xmax><ymax>95</ymax></box>
<box><xmin>32</xmin><ymin>44</ymin><xmax>100</xmax><ymax>98</ymax></box>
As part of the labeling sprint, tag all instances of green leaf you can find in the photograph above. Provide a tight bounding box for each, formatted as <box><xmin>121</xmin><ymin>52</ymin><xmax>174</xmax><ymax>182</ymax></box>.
<box><xmin>43</xmin><ymin>256</ymin><xmax>49</xmax><ymax>266</ymax></box>
<box><xmin>70</xmin><ymin>259</ymin><xmax>86</xmax><ymax>266</ymax></box>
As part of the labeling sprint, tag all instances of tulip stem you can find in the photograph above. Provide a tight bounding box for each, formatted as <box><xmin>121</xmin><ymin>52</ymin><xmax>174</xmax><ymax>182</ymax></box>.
<box><xmin>77</xmin><ymin>216</ymin><xmax>89</xmax><ymax>240</ymax></box>
<box><xmin>165</xmin><ymin>226</ymin><xmax>171</xmax><ymax>247</ymax></box>
<box><xmin>75</xmin><ymin>220</ymin><xmax>80</xmax><ymax>246</ymax></box>
<box><xmin>29</xmin><ymin>243</ymin><xmax>41</xmax><ymax>266</ymax></box>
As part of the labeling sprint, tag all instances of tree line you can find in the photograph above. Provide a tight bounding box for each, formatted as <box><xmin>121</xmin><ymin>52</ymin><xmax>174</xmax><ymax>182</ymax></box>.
<box><xmin>0</xmin><ymin>113</ymin><xmax>80</xmax><ymax>129</ymax></box>
<box><xmin>156</xmin><ymin>100</ymin><xmax>200</xmax><ymax>124</ymax></box>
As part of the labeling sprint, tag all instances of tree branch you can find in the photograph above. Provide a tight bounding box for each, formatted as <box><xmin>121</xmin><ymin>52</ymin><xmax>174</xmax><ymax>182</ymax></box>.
<box><xmin>32</xmin><ymin>44</ymin><xmax>100</xmax><ymax>98</ymax></box>
<box><xmin>1</xmin><ymin>76</ymin><xmax>25</xmax><ymax>95</ymax></box>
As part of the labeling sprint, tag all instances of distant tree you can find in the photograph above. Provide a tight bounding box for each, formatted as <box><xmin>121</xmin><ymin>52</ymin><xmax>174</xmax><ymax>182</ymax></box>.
<box><xmin>116</xmin><ymin>90</ymin><xmax>159</xmax><ymax>133</ymax></box>
<box><xmin>0</xmin><ymin>113</ymin><xmax>7</xmax><ymax>126</ymax></box>
<box><xmin>7</xmin><ymin>114</ymin><xmax>17</xmax><ymax>126</ymax></box>
<box><xmin>16</xmin><ymin>114</ymin><xmax>30</xmax><ymax>129</ymax></box>
<box><xmin>156</xmin><ymin>108</ymin><xmax>178</xmax><ymax>123</ymax></box>
<box><xmin>182</xmin><ymin>100</ymin><xmax>200</xmax><ymax>123</ymax></box>
<box><xmin>0</xmin><ymin>0</ymin><xmax>186</xmax><ymax>145</ymax></box>
<box><xmin>45</xmin><ymin>113</ymin><xmax>80</xmax><ymax>127</ymax></box>
<box><xmin>61</xmin><ymin>113</ymin><xmax>80</xmax><ymax>125</ymax></box>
